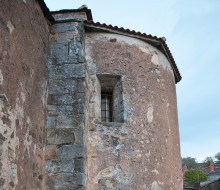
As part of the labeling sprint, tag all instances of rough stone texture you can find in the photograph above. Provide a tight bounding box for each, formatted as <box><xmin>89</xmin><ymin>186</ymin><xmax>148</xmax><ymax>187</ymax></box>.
<box><xmin>0</xmin><ymin>0</ymin><xmax>49</xmax><ymax>189</ymax></box>
<box><xmin>53</xmin><ymin>12</ymin><xmax>88</xmax><ymax>21</ymax></box>
<box><xmin>45</xmin><ymin>19</ymin><xmax>87</xmax><ymax>189</ymax></box>
<box><xmin>85</xmin><ymin>33</ymin><xmax>182</xmax><ymax>190</ymax></box>
<box><xmin>1</xmin><ymin>3</ymin><xmax>182</xmax><ymax>189</ymax></box>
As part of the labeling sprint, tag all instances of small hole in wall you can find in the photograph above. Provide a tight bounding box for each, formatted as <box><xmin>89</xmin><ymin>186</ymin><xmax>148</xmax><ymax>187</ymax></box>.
<box><xmin>9</xmin><ymin>181</ymin><xmax>14</xmax><ymax>187</ymax></box>
<box><xmin>110</xmin><ymin>38</ymin><xmax>117</xmax><ymax>42</ymax></box>
<box><xmin>38</xmin><ymin>174</ymin><xmax>43</xmax><ymax>180</ymax></box>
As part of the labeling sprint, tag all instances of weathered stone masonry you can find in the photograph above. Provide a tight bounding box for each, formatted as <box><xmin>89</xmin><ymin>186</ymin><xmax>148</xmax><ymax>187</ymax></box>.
<box><xmin>45</xmin><ymin>19</ymin><xmax>87</xmax><ymax>189</ymax></box>
<box><xmin>0</xmin><ymin>1</ymin><xmax>182</xmax><ymax>190</ymax></box>
<box><xmin>85</xmin><ymin>32</ymin><xmax>182</xmax><ymax>190</ymax></box>
<box><xmin>0</xmin><ymin>0</ymin><xmax>50</xmax><ymax>189</ymax></box>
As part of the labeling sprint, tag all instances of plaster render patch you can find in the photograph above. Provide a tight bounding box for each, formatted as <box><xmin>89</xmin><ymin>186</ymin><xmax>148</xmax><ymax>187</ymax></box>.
<box><xmin>87</xmin><ymin>61</ymin><xmax>97</xmax><ymax>75</ymax></box>
<box><xmin>0</xmin><ymin>95</ymin><xmax>20</xmax><ymax>188</ymax></box>
<box><xmin>9</xmin><ymin>164</ymin><xmax>18</xmax><ymax>184</ymax></box>
<box><xmin>7</xmin><ymin>21</ymin><xmax>14</xmax><ymax>34</ymax></box>
<box><xmin>145</xmin><ymin>151</ymin><xmax>151</xmax><ymax>158</ymax></box>
<box><xmin>20</xmin><ymin>92</ymin><xmax>26</xmax><ymax>103</ymax></box>
<box><xmin>41</xmin><ymin>80</ymin><xmax>47</xmax><ymax>107</ymax></box>
<box><xmin>112</xmin><ymin>144</ymin><xmax>124</xmax><ymax>157</ymax></box>
<box><xmin>89</xmin><ymin>132</ymin><xmax>107</xmax><ymax>152</ymax></box>
<box><xmin>0</xmin><ymin>70</ymin><xmax>3</xmax><ymax>85</ymax></box>
<box><xmin>123</xmin><ymin>96</ymin><xmax>132</xmax><ymax>122</ymax></box>
<box><xmin>139</xmin><ymin>46</ymin><xmax>150</xmax><ymax>54</ymax></box>
<box><xmin>94</xmin><ymin>165</ymin><xmax>131</xmax><ymax>188</ymax></box>
<box><xmin>147</xmin><ymin>104</ymin><xmax>154</xmax><ymax>123</ymax></box>
<box><xmin>87</xmin><ymin>32</ymin><xmax>174</xmax><ymax>70</ymax></box>
<box><xmin>151</xmin><ymin>181</ymin><xmax>162</xmax><ymax>190</ymax></box>
<box><xmin>151</xmin><ymin>53</ymin><xmax>159</xmax><ymax>66</ymax></box>
<box><xmin>152</xmin><ymin>169</ymin><xmax>159</xmax><ymax>175</ymax></box>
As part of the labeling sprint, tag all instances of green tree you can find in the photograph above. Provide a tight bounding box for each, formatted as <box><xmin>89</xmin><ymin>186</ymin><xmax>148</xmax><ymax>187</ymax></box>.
<box><xmin>182</xmin><ymin>157</ymin><xmax>198</xmax><ymax>169</ymax></box>
<box><xmin>203</xmin><ymin>156</ymin><xmax>214</xmax><ymax>167</ymax></box>
<box><xmin>214</xmin><ymin>152</ymin><xmax>220</xmax><ymax>163</ymax></box>
<box><xmin>184</xmin><ymin>169</ymin><xmax>208</xmax><ymax>187</ymax></box>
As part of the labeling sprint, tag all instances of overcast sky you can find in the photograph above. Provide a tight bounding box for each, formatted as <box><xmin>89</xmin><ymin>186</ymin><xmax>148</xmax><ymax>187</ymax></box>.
<box><xmin>44</xmin><ymin>0</ymin><xmax>220</xmax><ymax>162</ymax></box>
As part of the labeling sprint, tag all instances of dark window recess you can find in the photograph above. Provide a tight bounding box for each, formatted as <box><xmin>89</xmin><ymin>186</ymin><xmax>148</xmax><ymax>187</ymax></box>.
<box><xmin>97</xmin><ymin>74</ymin><xmax>124</xmax><ymax>123</ymax></box>
<box><xmin>101</xmin><ymin>89</ymin><xmax>113</xmax><ymax>122</ymax></box>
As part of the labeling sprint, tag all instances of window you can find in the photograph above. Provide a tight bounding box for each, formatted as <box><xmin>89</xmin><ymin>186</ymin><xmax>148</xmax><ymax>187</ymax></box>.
<box><xmin>101</xmin><ymin>88</ymin><xmax>113</xmax><ymax>122</ymax></box>
<box><xmin>97</xmin><ymin>74</ymin><xmax>124</xmax><ymax>123</ymax></box>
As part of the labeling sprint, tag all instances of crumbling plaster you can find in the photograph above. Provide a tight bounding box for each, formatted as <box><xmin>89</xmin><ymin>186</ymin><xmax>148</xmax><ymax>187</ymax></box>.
<box><xmin>0</xmin><ymin>0</ymin><xmax>49</xmax><ymax>189</ymax></box>
<box><xmin>1</xmin><ymin>2</ymin><xmax>183</xmax><ymax>189</ymax></box>
<box><xmin>85</xmin><ymin>32</ymin><xmax>182</xmax><ymax>190</ymax></box>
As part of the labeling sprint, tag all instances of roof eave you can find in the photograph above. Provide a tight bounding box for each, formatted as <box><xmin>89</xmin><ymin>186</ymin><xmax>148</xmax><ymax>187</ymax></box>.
<box><xmin>37</xmin><ymin>0</ymin><xmax>55</xmax><ymax>22</ymax></box>
<box><xmin>51</xmin><ymin>8</ymin><xmax>93</xmax><ymax>21</ymax></box>
<box><xmin>84</xmin><ymin>23</ymin><xmax>181</xmax><ymax>83</ymax></box>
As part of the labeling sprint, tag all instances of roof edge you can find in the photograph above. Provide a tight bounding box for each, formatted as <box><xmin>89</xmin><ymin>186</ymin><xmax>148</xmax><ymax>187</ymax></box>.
<box><xmin>84</xmin><ymin>21</ymin><xmax>182</xmax><ymax>83</ymax></box>
<box><xmin>37</xmin><ymin>0</ymin><xmax>55</xmax><ymax>22</ymax></box>
<box><xmin>51</xmin><ymin>8</ymin><xmax>93</xmax><ymax>21</ymax></box>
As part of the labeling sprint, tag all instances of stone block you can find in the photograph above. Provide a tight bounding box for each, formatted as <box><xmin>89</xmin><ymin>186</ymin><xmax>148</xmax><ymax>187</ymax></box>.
<box><xmin>74</xmin><ymin>158</ymin><xmax>84</xmax><ymax>172</ymax></box>
<box><xmin>51</xmin><ymin>43</ymin><xmax>68</xmax><ymax>59</ymax></box>
<box><xmin>56</xmin><ymin>115</ymin><xmax>74</xmax><ymax>128</ymax></box>
<box><xmin>0</xmin><ymin>133</ymin><xmax>6</xmax><ymax>145</ymax></box>
<box><xmin>46</xmin><ymin>116</ymin><xmax>56</xmax><ymax>128</ymax></box>
<box><xmin>74</xmin><ymin>127</ymin><xmax>84</xmax><ymax>144</ymax></box>
<box><xmin>0</xmin><ymin>94</ymin><xmax>9</xmax><ymax>112</ymax></box>
<box><xmin>76</xmin><ymin>80</ymin><xmax>85</xmax><ymax>93</ymax></box>
<box><xmin>47</xmin><ymin>104</ymin><xmax>84</xmax><ymax>116</ymax></box>
<box><xmin>51</xmin><ymin>22</ymin><xmax>77</xmax><ymax>33</ymax></box>
<box><xmin>52</xmin><ymin>56</ymin><xmax>78</xmax><ymax>65</ymax></box>
<box><xmin>48</xmin><ymin>79</ymin><xmax>78</xmax><ymax>94</ymax></box>
<box><xmin>45</xmin><ymin>160</ymin><xmax>74</xmax><ymax>173</ymax></box>
<box><xmin>49</xmin><ymin>64</ymin><xmax>85</xmax><ymax>80</ymax></box>
<box><xmin>46</xmin><ymin>128</ymin><xmax>75</xmax><ymax>145</ymax></box>
<box><xmin>115</xmin><ymin>111</ymin><xmax>124</xmax><ymax>123</ymax></box>
<box><xmin>73</xmin><ymin>93</ymin><xmax>85</xmax><ymax>104</ymax></box>
<box><xmin>47</xmin><ymin>172</ymin><xmax>85</xmax><ymax>189</ymax></box>
<box><xmin>72</xmin><ymin>172</ymin><xmax>85</xmax><ymax>187</ymax></box>
<box><xmin>48</xmin><ymin>94</ymin><xmax>74</xmax><ymax>105</ymax></box>
<box><xmin>56</xmin><ymin>115</ymin><xmax>84</xmax><ymax>128</ymax></box>
<box><xmin>55</xmin><ymin>31</ymin><xmax>74</xmax><ymax>44</ymax></box>
<box><xmin>50</xmin><ymin>40</ymin><xmax>85</xmax><ymax>64</ymax></box>
<box><xmin>74</xmin><ymin>103</ymin><xmax>84</xmax><ymax>114</ymax></box>
<box><xmin>47</xmin><ymin>105</ymin><xmax>73</xmax><ymax>116</ymax></box>
<box><xmin>68</xmin><ymin>42</ymin><xmax>84</xmax><ymax>61</ymax></box>
<box><xmin>58</xmin><ymin>144</ymin><xmax>84</xmax><ymax>159</ymax></box>
<box><xmin>45</xmin><ymin>145</ymin><xmax>57</xmax><ymax>160</ymax></box>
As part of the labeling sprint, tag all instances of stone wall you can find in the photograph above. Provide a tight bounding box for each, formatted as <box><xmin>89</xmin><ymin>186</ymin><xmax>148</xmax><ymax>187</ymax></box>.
<box><xmin>45</xmin><ymin>20</ymin><xmax>87</xmax><ymax>189</ymax></box>
<box><xmin>0</xmin><ymin>0</ymin><xmax>49</xmax><ymax>189</ymax></box>
<box><xmin>1</xmin><ymin>2</ymin><xmax>182</xmax><ymax>189</ymax></box>
<box><xmin>85</xmin><ymin>32</ymin><xmax>182</xmax><ymax>190</ymax></box>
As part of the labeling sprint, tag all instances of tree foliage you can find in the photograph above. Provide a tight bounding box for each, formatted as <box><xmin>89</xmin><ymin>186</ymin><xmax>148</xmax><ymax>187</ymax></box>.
<box><xmin>214</xmin><ymin>152</ymin><xmax>220</xmax><ymax>161</ymax></box>
<box><xmin>182</xmin><ymin>157</ymin><xmax>198</xmax><ymax>169</ymax></box>
<box><xmin>184</xmin><ymin>169</ymin><xmax>208</xmax><ymax>187</ymax></box>
<box><xmin>203</xmin><ymin>156</ymin><xmax>214</xmax><ymax>167</ymax></box>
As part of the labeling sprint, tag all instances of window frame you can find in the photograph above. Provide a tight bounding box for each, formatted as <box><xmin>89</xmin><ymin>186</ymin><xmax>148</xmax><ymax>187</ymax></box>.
<box><xmin>97</xmin><ymin>74</ymin><xmax>124</xmax><ymax>123</ymax></box>
<box><xmin>101</xmin><ymin>88</ymin><xmax>113</xmax><ymax>122</ymax></box>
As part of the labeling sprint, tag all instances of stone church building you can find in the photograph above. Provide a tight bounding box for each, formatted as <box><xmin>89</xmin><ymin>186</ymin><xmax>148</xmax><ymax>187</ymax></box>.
<box><xmin>0</xmin><ymin>0</ymin><xmax>182</xmax><ymax>189</ymax></box>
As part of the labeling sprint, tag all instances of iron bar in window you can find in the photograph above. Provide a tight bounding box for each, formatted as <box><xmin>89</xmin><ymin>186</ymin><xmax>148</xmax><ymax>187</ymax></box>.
<box><xmin>101</xmin><ymin>89</ymin><xmax>113</xmax><ymax>122</ymax></box>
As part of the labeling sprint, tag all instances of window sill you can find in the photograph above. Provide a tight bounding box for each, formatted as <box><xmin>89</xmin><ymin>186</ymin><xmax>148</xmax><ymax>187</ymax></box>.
<box><xmin>97</xmin><ymin>121</ymin><xmax>125</xmax><ymax>127</ymax></box>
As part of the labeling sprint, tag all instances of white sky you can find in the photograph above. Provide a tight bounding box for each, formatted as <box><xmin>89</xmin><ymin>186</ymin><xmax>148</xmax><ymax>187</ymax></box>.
<box><xmin>44</xmin><ymin>0</ymin><xmax>220</xmax><ymax>162</ymax></box>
